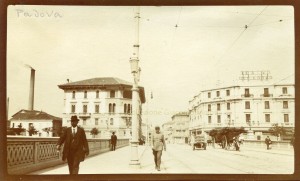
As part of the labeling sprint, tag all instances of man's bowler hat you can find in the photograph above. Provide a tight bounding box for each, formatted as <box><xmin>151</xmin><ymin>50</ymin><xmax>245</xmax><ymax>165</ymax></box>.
<box><xmin>71</xmin><ymin>115</ymin><xmax>79</xmax><ymax>122</ymax></box>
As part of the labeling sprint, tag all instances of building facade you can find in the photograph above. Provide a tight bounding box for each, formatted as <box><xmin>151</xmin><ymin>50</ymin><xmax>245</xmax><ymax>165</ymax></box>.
<box><xmin>9</xmin><ymin>109</ymin><xmax>62</xmax><ymax>137</ymax></box>
<box><xmin>58</xmin><ymin>77</ymin><xmax>145</xmax><ymax>139</ymax></box>
<box><xmin>189</xmin><ymin>83</ymin><xmax>294</xmax><ymax>141</ymax></box>
<box><xmin>171</xmin><ymin>112</ymin><xmax>189</xmax><ymax>144</ymax></box>
<box><xmin>162</xmin><ymin>121</ymin><xmax>174</xmax><ymax>144</ymax></box>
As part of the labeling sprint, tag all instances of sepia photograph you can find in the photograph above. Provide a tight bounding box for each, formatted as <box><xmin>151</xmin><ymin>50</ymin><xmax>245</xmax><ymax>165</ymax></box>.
<box><xmin>5</xmin><ymin>3</ymin><xmax>296</xmax><ymax>179</ymax></box>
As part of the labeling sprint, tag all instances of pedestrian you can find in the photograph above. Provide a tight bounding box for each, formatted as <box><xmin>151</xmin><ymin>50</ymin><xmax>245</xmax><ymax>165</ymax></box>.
<box><xmin>265</xmin><ymin>136</ymin><xmax>272</xmax><ymax>150</ymax></box>
<box><xmin>151</xmin><ymin>126</ymin><xmax>166</xmax><ymax>171</ymax></box>
<box><xmin>56</xmin><ymin>115</ymin><xmax>89</xmax><ymax>174</ymax></box>
<box><xmin>111</xmin><ymin>132</ymin><xmax>117</xmax><ymax>151</ymax></box>
<box><xmin>232</xmin><ymin>137</ymin><xmax>240</xmax><ymax>151</ymax></box>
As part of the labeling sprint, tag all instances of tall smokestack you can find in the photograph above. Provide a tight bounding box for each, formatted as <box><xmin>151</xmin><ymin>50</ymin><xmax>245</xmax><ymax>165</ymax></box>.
<box><xmin>28</xmin><ymin>68</ymin><xmax>35</xmax><ymax>110</ymax></box>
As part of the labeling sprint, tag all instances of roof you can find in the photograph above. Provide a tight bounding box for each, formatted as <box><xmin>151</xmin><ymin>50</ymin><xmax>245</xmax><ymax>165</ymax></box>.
<box><xmin>9</xmin><ymin>109</ymin><xmax>62</xmax><ymax>121</ymax></box>
<box><xmin>58</xmin><ymin>77</ymin><xmax>133</xmax><ymax>88</ymax></box>
<box><xmin>58</xmin><ymin>77</ymin><xmax>146</xmax><ymax>103</ymax></box>
<box><xmin>171</xmin><ymin>112</ymin><xmax>189</xmax><ymax>119</ymax></box>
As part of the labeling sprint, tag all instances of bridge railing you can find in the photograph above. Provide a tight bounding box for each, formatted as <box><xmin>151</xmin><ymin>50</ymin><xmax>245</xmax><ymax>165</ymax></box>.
<box><xmin>7</xmin><ymin>136</ymin><xmax>129</xmax><ymax>175</ymax></box>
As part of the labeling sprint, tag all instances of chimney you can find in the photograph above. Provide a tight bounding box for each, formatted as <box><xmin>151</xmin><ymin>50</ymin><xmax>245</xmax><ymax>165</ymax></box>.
<box><xmin>28</xmin><ymin>68</ymin><xmax>35</xmax><ymax>110</ymax></box>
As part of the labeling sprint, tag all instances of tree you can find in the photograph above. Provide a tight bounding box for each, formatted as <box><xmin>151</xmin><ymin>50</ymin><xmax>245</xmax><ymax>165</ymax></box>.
<box><xmin>269</xmin><ymin>123</ymin><xmax>287</xmax><ymax>141</ymax></box>
<box><xmin>42</xmin><ymin>127</ymin><xmax>53</xmax><ymax>136</ymax></box>
<box><xmin>28</xmin><ymin>125</ymin><xmax>38</xmax><ymax>136</ymax></box>
<box><xmin>90</xmin><ymin>127</ymin><xmax>99</xmax><ymax>138</ymax></box>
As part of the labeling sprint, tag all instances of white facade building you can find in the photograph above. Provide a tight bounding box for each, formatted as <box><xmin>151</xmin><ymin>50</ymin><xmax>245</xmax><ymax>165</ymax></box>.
<box><xmin>58</xmin><ymin>77</ymin><xmax>145</xmax><ymax>139</ymax></box>
<box><xmin>9</xmin><ymin>109</ymin><xmax>62</xmax><ymax>137</ymax></box>
<box><xmin>189</xmin><ymin>82</ymin><xmax>294</xmax><ymax>141</ymax></box>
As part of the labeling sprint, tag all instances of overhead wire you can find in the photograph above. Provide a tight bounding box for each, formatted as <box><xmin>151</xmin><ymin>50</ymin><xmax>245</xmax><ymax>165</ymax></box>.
<box><xmin>214</xmin><ymin>6</ymin><xmax>269</xmax><ymax>68</ymax></box>
<box><xmin>248</xmin><ymin>18</ymin><xmax>293</xmax><ymax>28</ymax></box>
<box><xmin>213</xmin><ymin>6</ymin><xmax>269</xmax><ymax>86</ymax></box>
<box><xmin>272</xmin><ymin>74</ymin><xmax>294</xmax><ymax>85</ymax></box>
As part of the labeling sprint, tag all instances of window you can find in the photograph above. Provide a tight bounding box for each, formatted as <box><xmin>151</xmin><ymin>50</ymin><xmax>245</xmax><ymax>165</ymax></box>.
<box><xmin>123</xmin><ymin>90</ymin><xmax>132</xmax><ymax>99</ymax></box>
<box><xmin>83</xmin><ymin>119</ymin><xmax>86</xmax><ymax>125</ymax></box>
<box><xmin>72</xmin><ymin>91</ymin><xmax>76</xmax><ymax>99</ymax></box>
<box><xmin>265</xmin><ymin>114</ymin><xmax>270</xmax><ymax>123</ymax></box>
<box><xmin>245</xmin><ymin>101</ymin><xmax>250</xmax><ymax>109</ymax></box>
<box><xmin>84</xmin><ymin>91</ymin><xmax>87</xmax><ymax>99</ymax></box>
<box><xmin>113</xmin><ymin>103</ymin><xmax>116</xmax><ymax>113</ymax></box>
<box><xmin>124</xmin><ymin>104</ymin><xmax>127</xmax><ymax>113</ymax></box>
<box><xmin>110</xmin><ymin>118</ymin><xmax>114</xmax><ymax>125</ymax></box>
<box><xmin>217</xmin><ymin>115</ymin><xmax>221</xmax><ymax>123</ymax></box>
<box><xmin>71</xmin><ymin>105</ymin><xmax>76</xmax><ymax>113</ymax></box>
<box><xmin>109</xmin><ymin>104</ymin><xmax>112</xmax><ymax>113</ymax></box>
<box><xmin>110</xmin><ymin>90</ymin><xmax>115</xmax><ymax>98</ymax></box>
<box><xmin>95</xmin><ymin>105</ymin><xmax>99</xmax><ymax>113</ymax></box>
<box><xmin>216</xmin><ymin>91</ymin><xmax>220</xmax><ymax>97</ymax></box>
<box><xmin>95</xmin><ymin>118</ymin><xmax>99</xmax><ymax>125</ymax></box>
<box><xmin>282</xmin><ymin>87</ymin><xmax>288</xmax><ymax>94</ymax></box>
<box><xmin>227</xmin><ymin>103</ymin><xmax>230</xmax><ymax>110</ymax></box>
<box><xmin>96</xmin><ymin>90</ymin><xmax>99</xmax><ymax>98</ymax></box>
<box><xmin>208</xmin><ymin>104</ymin><xmax>211</xmax><ymax>111</ymax></box>
<box><xmin>227</xmin><ymin>115</ymin><xmax>231</xmax><ymax>120</ymax></box>
<box><xmin>265</xmin><ymin>101</ymin><xmax>270</xmax><ymax>109</ymax></box>
<box><xmin>264</xmin><ymin>88</ymin><xmax>269</xmax><ymax>96</ymax></box>
<box><xmin>283</xmin><ymin>101</ymin><xmax>288</xmax><ymax>109</ymax></box>
<box><xmin>208</xmin><ymin>92</ymin><xmax>211</xmax><ymax>98</ymax></box>
<box><xmin>284</xmin><ymin>114</ymin><xmax>289</xmax><ymax>123</ymax></box>
<box><xmin>226</xmin><ymin>90</ymin><xmax>230</xmax><ymax>96</ymax></box>
<box><xmin>217</xmin><ymin>103</ymin><xmax>221</xmax><ymax>111</ymax></box>
<box><xmin>245</xmin><ymin>88</ymin><xmax>250</xmax><ymax>97</ymax></box>
<box><xmin>127</xmin><ymin>104</ymin><xmax>131</xmax><ymax>113</ymax></box>
<box><xmin>83</xmin><ymin>105</ymin><xmax>87</xmax><ymax>113</ymax></box>
<box><xmin>246</xmin><ymin>114</ymin><xmax>251</xmax><ymax>123</ymax></box>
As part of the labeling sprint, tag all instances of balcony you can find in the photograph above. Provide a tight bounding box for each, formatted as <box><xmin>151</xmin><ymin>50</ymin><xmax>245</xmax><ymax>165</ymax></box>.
<box><xmin>213</xmin><ymin>97</ymin><xmax>222</xmax><ymax>100</ymax></box>
<box><xmin>260</xmin><ymin>94</ymin><xmax>273</xmax><ymax>97</ymax></box>
<box><xmin>78</xmin><ymin>112</ymin><xmax>91</xmax><ymax>118</ymax></box>
<box><xmin>241</xmin><ymin>94</ymin><xmax>254</xmax><ymax>98</ymax></box>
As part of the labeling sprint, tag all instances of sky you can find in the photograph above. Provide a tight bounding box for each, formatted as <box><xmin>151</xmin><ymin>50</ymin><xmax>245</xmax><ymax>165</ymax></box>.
<box><xmin>7</xmin><ymin>5</ymin><xmax>294</xmax><ymax>126</ymax></box>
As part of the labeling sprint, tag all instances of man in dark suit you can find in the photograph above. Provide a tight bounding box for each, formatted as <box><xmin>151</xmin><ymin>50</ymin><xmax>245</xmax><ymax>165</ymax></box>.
<box><xmin>111</xmin><ymin>132</ymin><xmax>117</xmax><ymax>151</ymax></box>
<box><xmin>56</xmin><ymin>115</ymin><xmax>89</xmax><ymax>174</ymax></box>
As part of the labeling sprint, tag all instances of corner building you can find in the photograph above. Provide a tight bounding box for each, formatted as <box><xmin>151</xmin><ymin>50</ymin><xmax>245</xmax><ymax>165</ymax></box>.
<box><xmin>188</xmin><ymin>82</ymin><xmax>294</xmax><ymax>141</ymax></box>
<box><xmin>58</xmin><ymin>77</ymin><xmax>145</xmax><ymax>139</ymax></box>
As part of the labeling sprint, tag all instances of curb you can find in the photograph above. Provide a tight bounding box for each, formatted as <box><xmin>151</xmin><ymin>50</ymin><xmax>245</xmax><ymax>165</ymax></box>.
<box><xmin>242</xmin><ymin>148</ymin><xmax>294</xmax><ymax>156</ymax></box>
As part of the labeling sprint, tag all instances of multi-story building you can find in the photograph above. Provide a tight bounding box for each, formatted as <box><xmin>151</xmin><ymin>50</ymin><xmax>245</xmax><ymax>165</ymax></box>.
<box><xmin>162</xmin><ymin>121</ymin><xmax>174</xmax><ymax>144</ymax></box>
<box><xmin>171</xmin><ymin>112</ymin><xmax>189</xmax><ymax>144</ymax></box>
<box><xmin>189</xmin><ymin>82</ymin><xmax>294</xmax><ymax>141</ymax></box>
<box><xmin>58</xmin><ymin>77</ymin><xmax>145</xmax><ymax>139</ymax></box>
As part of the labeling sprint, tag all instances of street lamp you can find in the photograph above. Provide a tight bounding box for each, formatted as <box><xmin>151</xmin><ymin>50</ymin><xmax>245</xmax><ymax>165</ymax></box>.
<box><xmin>129</xmin><ymin>6</ymin><xmax>141</xmax><ymax>168</ymax></box>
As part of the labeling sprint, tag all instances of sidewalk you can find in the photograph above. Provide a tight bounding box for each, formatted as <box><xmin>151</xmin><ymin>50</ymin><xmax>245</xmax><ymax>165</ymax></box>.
<box><xmin>240</xmin><ymin>145</ymin><xmax>294</xmax><ymax>156</ymax></box>
<box><xmin>31</xmin><ymin>145</ymin><xmax>150</xmax><ymax>174</ymax></box>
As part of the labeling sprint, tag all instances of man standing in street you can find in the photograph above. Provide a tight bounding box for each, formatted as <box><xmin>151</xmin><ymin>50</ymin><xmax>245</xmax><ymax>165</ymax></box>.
<box><xmin>56</xmin><ymin>115</ymin><xmax>89</xmax><ymax>174</ymax></box>
<box><xmin>265</xmin><ymin>136</ymin><xmax>272</xmax><ymax>150</ymax></box>
<box><xmin>151</xmin><ymin>126</ymin><xmax>166</xmax><ymax>171</ymax></box>
<box><xmin>111</xmin><ymin>132</ymin><xmax>117</xmax><ymax>151</ymax></box>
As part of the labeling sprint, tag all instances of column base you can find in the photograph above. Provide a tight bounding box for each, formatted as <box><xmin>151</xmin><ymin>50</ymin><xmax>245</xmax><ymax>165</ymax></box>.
<box><xmin>129</xmin><ymin>141</ymin><xmax>140</xmax><ymax>168</ymax></box>
<box><xmin>129</xmin><ymin>161</ymin><xmax>141</xmax><ymax>169</ymax></box>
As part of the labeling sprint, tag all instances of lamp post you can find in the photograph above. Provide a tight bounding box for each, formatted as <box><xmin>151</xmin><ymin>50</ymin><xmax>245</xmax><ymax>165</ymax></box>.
<box><xmin>129</xmin><ymin>6</ymin><xmax>141</xmax><ymax>168</ymax></box>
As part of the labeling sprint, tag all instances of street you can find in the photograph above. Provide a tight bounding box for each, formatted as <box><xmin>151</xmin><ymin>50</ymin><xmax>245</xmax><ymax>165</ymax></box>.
<box><xmin>155</xmin><ymin>144</ymin><xmax>293</xmax><ymax>174</ymax></box>
<box><xmin>31</xmin><ymin>144</ymin><xmax>294</xmax><ymax>174</ymax></box>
